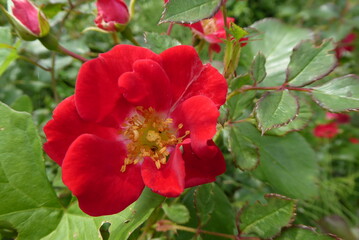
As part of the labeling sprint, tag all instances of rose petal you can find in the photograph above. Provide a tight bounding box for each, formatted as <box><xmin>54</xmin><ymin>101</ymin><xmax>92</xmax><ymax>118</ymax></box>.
<box><xmin>141</xmin><ymin>145</ymin><xmax>185</xmax><ymax>197</ymax></box>
<box><xmin>62</xmin><ymin>134</ymin><xmax>144</xmax><ymax>216</ymax></box>
<box><xmin>160</xmin><ymin>46</ymin><xmax>227</xmax><ymax>110</ymax></box>
<box><xmin>75</xmin><ymin>45</ymin><xmax>161</xmax><ymax>126</ymax></box>
<box><xmin>183</xmin><ymin>140</ymin><xmax>225</xmax><ymax>188</ymax></box>
<box><xmin>43</xmin><ymin>96</ymin><xmax>117</xmax><ymax>166</ymax></box>
<box><xmin>118</xmin><ymin>59</ymin><xmax>172</xmax><ymax>112</ymax></box>
<box><xmin>171</xmin><ymin>95</ymin><xmax>219</xmax><ymax>158</ymax></box>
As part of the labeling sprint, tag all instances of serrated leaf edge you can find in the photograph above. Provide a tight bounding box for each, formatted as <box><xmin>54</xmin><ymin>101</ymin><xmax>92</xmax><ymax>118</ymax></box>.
<box><xmin>250</xmin><ymin>51</ymin><xmax>267</xmax><ymax>85</ymax></box>
<box><xmin>286</xmin><ymin>39</ymin><xmax>338</xmax><ymax>87</ymax></box>
<box><xmin>159</xmin><ymin>0</ymin><xmax>223</xmax><ymax>24</ymax></box>
<box><xmin>255</xmin><ymin>90</ymin><xmax>300</xmax><ymax>134</ymax></box>
<box><xmin>279</xmin><ymin>224</ymin><xmax>343</xmax><ymax>240</ymax></box>
<box><xmin>310</xmin><ymin>74</ymin><xmax>359</xmax><ymax>112</ymax></box>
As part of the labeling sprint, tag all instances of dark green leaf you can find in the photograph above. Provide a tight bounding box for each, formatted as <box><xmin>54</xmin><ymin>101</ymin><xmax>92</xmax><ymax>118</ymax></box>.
<box><xmin>228</xmin><ymin>127</ymin><xmax>260</xmax><ymax>171</ymax></box>
<box><xmin>275</xmin><ymin>226</ymin><xmax>338</xmax><ymax>240</ymax></box>
<box><xmin>160</xmin><ymin>0</ymin><xmax>222</xmax><ymax>24</ymax></box>
<box><xmin>311</xmin><ymin>74</ymin><xmax>359</xmax><ymax>112</ymax></box>
<box><xmin>240</xmin><ymin>19</ymin><xmax>313</xmax><ymax>86</ymax></box>
<box><xmin>0</xmin><ymin>102</ymin><xmax>63</xmax><ymax>240</ymax></box>
<box><xmin>286</xmin><ymin>39</ymin><xmax>337</xmax><ymax>87</ymax></box>
<box><xmin>255</xmin><ymin>90</ymin><xmax>299</xmax><ymax>134</ymax></box>
<box><xmin>239</xmin><ymin>194</ymin><xmax>296</xmax><ymax>238</ymax></box>
<box><xmin>162</xmin><ymin>203</ymin><xmax>190</xmax><ymax>224</ymax></box>
<box><xmin>144</xmin><ymin>32</ymin><xmax>181</xmax><ymax>54</ymax></box>
<box><xmin>250</xmin><ymin>52</ymin><xmax>266</xmax><ymax>84</ymax></box>
<box><xmin>233</xmin><ymin>123</ymin><xmax>319</xmax><ymax>199</ymax></box>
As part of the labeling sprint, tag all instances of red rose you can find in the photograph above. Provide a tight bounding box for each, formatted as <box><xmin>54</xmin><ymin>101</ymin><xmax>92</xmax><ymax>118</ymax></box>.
<box><xmin>95</xmin><ymin>0</ymin><xmax>129</xmax><ymax>31</ymax></box>
<box><xmin>313</xmin><ymin>122</ymin><xmax>339</xmax><ymax>138</ymax></box>
<box><xmin>44</xmin><ymin>45</ymin><xmax>227</xmax><ymax>216</ymax></box>
<box><xmin>326</xmin><ymin>112</ymin><xmax>351</xmax><ymax>124</ymax></box>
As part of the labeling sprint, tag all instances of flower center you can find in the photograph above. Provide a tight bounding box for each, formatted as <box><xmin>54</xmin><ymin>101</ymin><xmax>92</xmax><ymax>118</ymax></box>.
<box><xmin>120</xmin><ymin>107</ymin><xmax>189</xmax><ymax>172</ymax></box>
<box><xmin>202</xmin><ymin>18</ymin><xmax>218</xmax><ymax>35</ymax></box>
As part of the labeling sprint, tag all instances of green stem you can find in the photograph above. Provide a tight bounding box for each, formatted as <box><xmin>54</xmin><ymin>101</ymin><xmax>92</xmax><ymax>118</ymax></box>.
<box><xmin>173</xmin><ymin>225</ymin><xmax>236</xmax><ymax>240</ymax></box>
<box><xmin>18</xmin><ymin>56</ymin><xmax>51</xmax><ymax>71</ymax></box>
<box><xmin>111</xmin><ymin>32</ymin><xmax>120</xmax><ymax>45</ymax></box>
<box><xmin>50</xmin><ymin>53</ymin><xmax>60</xmax><ymax>103</ymax></box>
<box><xmin>129</xmin><ymin>0</ymin><xmax>137</xmax><ymax>20</ymax></box>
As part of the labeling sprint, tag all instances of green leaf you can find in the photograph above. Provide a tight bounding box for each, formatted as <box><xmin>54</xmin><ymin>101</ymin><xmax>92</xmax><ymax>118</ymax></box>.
<box><xmin>233</xmin><ymin>123</ymin><xmax>319</xmax><ymax>199</ymax></box>
<box><xmin>239</xmin><ymin>194</ymin><xmax>297</xmax><ymax>238</ymax></box>
<box><xmin>0</xmin><ymin>27</ymin><xmax>19</xmax><ymax>77</ymax></box>
<box><xmin>240</xmin><ymin>19</ymin><xmax>312</xmax><ymax>86</ymax></box>
<box><xmin>42</xmin><ymin>188</ymin><xmax>165</xmax><ymax>240</ymax></box>
<box><xmin>162</xmin><ymin>203</ymin><xmax>190</xmax><ymax>224</ymax></box>
<box><xmin>255</xmin><ymin>90</ymin><xmax>299</xmax><ymax>134</ymax></box>
<box><xmin>228</xmin><ymin>127</ymin><xmax>260</xmax><ymax>171</ymax></box>
<box><xmin>267</xmin><ymin>97</ymin><xmax>313</xmax><ymax>136</ymax></box>
<box><xmin>228</xmin><ymin>23</ymin><xmax>248</xmax><ymax>41</ymax></box>
<box><xmin>144</xmin><ymin>32</ymin><xmax>181</xmax><ymax>54</ymax></box>
<box><xmin>311</xmin><ymin>75</ymin><xmax>359</xmax><ymax>112</ymax></box>
<box><xmin>10</xmin><ymin>95</ymin><xmax>33</xmax><ymax>113</ymax></box>
<box><xmin>250</xmin><ymin>52</ymin><xmax>267</xmax><ymax>84</ymax></box>
<box><xmin>286</xmin><ymin>39</ymin><xmax>337</xmax><ymax>87</ymax></box>
<box><xmin>160</xmin><ymin>0</ymin><xmax>222</xmax><ymax>24</ymax></box>
<box><xmin>0</xmin><ymin>102</ymin><xmax>63</xmax><ymax>240</ymax></box>
<box><xmin>275</xmin><ymin>226</ymin><xmax>337</xmax><ymax>240</ymax></box>
<box><xmin>179</xmin><ymin>183</ymin><xmax>236</xmax><ymax>240</ymax></box>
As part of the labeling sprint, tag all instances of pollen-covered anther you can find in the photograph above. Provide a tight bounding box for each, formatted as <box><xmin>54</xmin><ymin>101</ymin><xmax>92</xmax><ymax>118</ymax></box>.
<box><xmin>120</xmin><ymin>107</ymin><xmax>190</xmax><ymax>172</ymax></box>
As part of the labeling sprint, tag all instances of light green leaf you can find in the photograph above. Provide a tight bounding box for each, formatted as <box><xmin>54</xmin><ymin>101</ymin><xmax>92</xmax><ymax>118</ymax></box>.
<box><xmin>233</xmin><ymin>123</ymin><xmax>319</xmax><ymax>199</ymax></box>
<box><xmin>240</xmin><ymin>194</ymin><xmax>296</xmax><ymax>238</ymax></box>
<box><xmin>250</xmin><ymin>52</ymin><xmax>267</xmax><ymax>84</ymax></box>
<box><xmin>0</xmin><ymin>102</ymin><xmax>63</xmax><ymax>240</ymax></box>
<box><xmin>229</xmin><ymin>23</ymin><xmax>248</xmax><ymax>41</ymax></box>
<box><xmin>311</xmin><ymin>75</ymin><xmax>359</xmax><ymax>112</ymax></box>
<box><xmin>228</xmin><ymin>127</ymin><xmax>260</xmax><ymax>171</ymax></box>
<box><xmin>255</xmin><ymin>90</ymin><xmax>299</xmax><ymax>134</ymax></box>
<box><xmin>162</xmin><ymin>203</ymin><xmax>190</xmax><ymax>224</ymax></box>
<box><xmin>286</xmin><ymin>39</ymin><xmax>337</xmax><ymax>87</ymax></box>
<box><xmin>160</xmin><ymin>0</ymin><xmax>222</xmax><ymax>24</ymax></box>
<box><xmin>144</xmin><ymin>32</ymin><xmax>181</xmax><ymax>54</ymax></box>
<box><xmin>240</xmin><ymin>19</ymin><xmax>313</xmax><ymax>86</ymax></box>
<box><xmin>42</xmin><ymin>188</ymin><xmax>165</xmax><ymax>240</ymax></box>
<box><xmin>275</xmin><ymin>226</ymin><xmax>337</xmax><ymax>240</ymax></box>
<box><xmin>267</xmin><ymin>97</ymin><xmax>313</xmax><ymax>136</ymax></box>
<box><xmin>10</xmin><ymin>95</ymin><xmax>33</xmax><ymax>113</ymax></box>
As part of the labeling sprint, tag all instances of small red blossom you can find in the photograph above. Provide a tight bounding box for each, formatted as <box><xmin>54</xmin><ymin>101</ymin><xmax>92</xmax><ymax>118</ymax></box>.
<box><xmin>326</xmin><ymin>112</ymin><xmax>351</xmax><ymax>124</ymax></box>
<box><xmin>349</xmin><ymin>138</ymin><xmax>359</xmax><ymax>144</ymax></box>
<box><xmin>44</xmin><ymin>45</ymin><xmax>227</xmax><ymax>216</ymax></box>
<box><xmin>95</xmin><ymin>0</ymin><xmax>129</xmax><ymax>31</ymax></box>
<box><xmin>335</xmin><ymin>33</ymin><xmax>356</xmax><ymax>59</ymax></box>
<box><xmin>313</xmin><ymin>123</ymin><xmax>339</xmax><ymax>138</ymax></box>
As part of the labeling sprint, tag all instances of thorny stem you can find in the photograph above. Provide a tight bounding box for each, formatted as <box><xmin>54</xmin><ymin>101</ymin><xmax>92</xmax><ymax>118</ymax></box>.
<box><xmin>50</xmin><ymin>53</ymin><xmax>60</xmax><ymax>103</ymax></box>
<box><xmin>18</xmin><ymin>56</ymin><xmax>51</xmax><ymax>71</ymax></box>
<box><xmin>59</xmin><ymin>45</ymin><xmax>88</xmax><ymax>63</ymax></box>
<box><xmin>173</xmin><ymin>225</ymin><xmax>236</xmax><ymax>239</ymax></box>
<box><xmin>227</xmin><ymin>85</ymin><xmax>313</xmax><ymax>100</ymax></box>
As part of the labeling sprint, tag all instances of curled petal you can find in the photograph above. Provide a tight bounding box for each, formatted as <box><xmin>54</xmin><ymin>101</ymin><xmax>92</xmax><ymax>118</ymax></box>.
<box><xmin>75</xmin><ymin>45</ymin><xmax>161</xmax><ymax>126</ymax></box>
<box><xmin>141</xmin><ymin>145</ymin><xmax>185</xmax><ymax>197</ymax></box>
<box><xmin>62</xmin><ymin>134</ymin><xmax>144</xmax><ymax>216</ymax></box>
<box><xmin>118</xmin><ymin>59</ymin><xmax>172</xmax><ymax>112</ymax></box>
<box><xmin>183</xmin><ymin>140</ymin><xmax>225</xmax><ymax>188</ymax></box>
<box><xmin>43</xmin><ymin>96</ymin><xmax>117</xmax><ymax>166</ymax></box>
<box><xmin>171</xmin><ymin>95</ymin><xmax>219</xmax><ymax>158</ymax></box>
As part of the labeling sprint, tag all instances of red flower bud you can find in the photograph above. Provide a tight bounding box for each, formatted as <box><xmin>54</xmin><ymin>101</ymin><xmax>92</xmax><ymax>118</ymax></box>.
<box><xmin>1</xmin><ymin>0</ymin><xmax>50</xmax><ymax>40</ymax></box>
<box><xmin>95</xmin><ymin>0</ymin><xmax>129</xmax><ymax>32</ymax></box>
<box><xmin>326</xmin><ymin>112</ymin><xmax>351</xmax><ymax>124</ymax></box>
